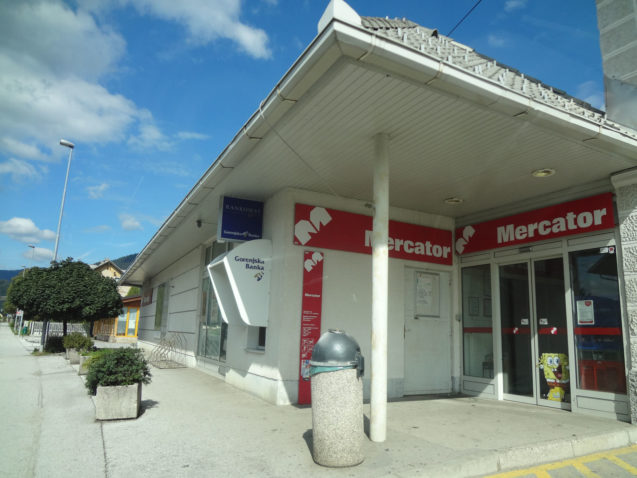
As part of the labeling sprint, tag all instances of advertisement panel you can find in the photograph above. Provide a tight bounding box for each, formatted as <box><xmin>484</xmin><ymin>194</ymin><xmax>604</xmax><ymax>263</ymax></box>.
<box><xmin>298</xmin><ymin>251</ymin><xmax>324</xmax><ymax>405</ymax></box>
<box><xmin>455</xmin><ymin>193</ymin><xmax>615</xmax><ymax>255</ymax></box>
<box><xmin>217</xmin><ymin>196</ymin><xmax>264</xmax><ymax>242</ymax></box>
<box><xmin>294</xmin><ymin>204</ymin><xmax>453</xmax><ymax>265</ymax></box>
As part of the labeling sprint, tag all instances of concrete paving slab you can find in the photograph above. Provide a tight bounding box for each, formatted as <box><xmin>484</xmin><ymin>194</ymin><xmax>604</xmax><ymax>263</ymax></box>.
<box><xmin>2</xmin><ymin>324</ymin><xmax>636</xmax><ymax>478</ymax></box>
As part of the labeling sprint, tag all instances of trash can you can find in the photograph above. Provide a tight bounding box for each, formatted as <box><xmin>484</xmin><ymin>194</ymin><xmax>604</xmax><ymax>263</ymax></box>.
<box><xmin>309</xmin><ymin>329</ymin><xmax>365</xmax><ymax>467</ymax></box>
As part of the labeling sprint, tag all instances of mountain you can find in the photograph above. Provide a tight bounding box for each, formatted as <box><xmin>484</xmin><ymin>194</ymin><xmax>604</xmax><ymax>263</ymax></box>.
<box><xmin>112</xmin><ymin>253</ymin><xmax>138</xmax><ymax>271</ymax></box>
<box><xmin>0</xmin><ymin>270</ymin><xmax>21</xmax><ymax>281</ymax></box>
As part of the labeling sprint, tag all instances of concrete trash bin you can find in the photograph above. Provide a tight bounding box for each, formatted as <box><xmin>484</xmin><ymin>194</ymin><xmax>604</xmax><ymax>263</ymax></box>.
<box><xmin>309</xmin><ymin>329</ymin><xmax>365</xmax><ymax>467</ymax></box>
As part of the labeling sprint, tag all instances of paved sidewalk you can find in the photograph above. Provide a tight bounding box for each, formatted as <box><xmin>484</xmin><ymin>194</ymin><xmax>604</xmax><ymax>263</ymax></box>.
<box><xmin>3</xmin><ymin>323</ymin><xmax>637</xmax><ymax>478</ymax></box>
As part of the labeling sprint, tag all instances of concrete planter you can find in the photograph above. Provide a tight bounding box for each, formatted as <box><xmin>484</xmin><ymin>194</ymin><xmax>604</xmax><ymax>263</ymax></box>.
<box><xmin>78</xmin><ymin>355</ymin><xmax>90</xmax><ymax>375</ymax></box>
<box><xmin>95</xmin><ymin>383</ymin><xmax>141</xmax><ymax>420</ymax></box>
<box><xmin>67</xmin><ymin>348</ymin><xmax>80</xmax><ymax>364</ymax></box>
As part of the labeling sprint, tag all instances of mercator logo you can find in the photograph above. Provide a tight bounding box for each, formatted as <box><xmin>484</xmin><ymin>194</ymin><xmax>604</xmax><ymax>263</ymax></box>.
<box><xmin>294</xmin><ymin>207</ymin><xmax>332</xmax><ymax>245</ymax></box>
<box><xmin>304</xmin><ymin>252</ymin><xmax>324</xmax><ymax>272</ymax></box>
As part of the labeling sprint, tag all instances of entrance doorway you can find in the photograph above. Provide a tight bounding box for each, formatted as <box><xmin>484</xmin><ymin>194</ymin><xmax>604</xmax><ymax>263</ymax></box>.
<box><xmin>404</xmin><ymin>268</ymin><xmax>451</xmax><ymax>394</ymax></box>
<box><xmin>499</xmin><ymin>257</ymin><xmax>571</xmax><ymax>408</ymax></box>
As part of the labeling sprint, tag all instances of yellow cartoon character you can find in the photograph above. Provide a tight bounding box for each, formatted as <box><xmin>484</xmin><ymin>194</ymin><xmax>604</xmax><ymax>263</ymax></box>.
<box><xmin>539</xmin><ymin>353</ymin><xmax>570</xmax><ymax>402</ymax></box>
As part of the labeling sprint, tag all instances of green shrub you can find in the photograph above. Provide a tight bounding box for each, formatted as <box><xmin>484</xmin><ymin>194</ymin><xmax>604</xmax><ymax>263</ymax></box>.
<box><xmin>85</xmin><ymin>348</ymin><xmax>152</xmax><ymax>396</ymax></box>
<box><xmin>44</xmin><ymin>336</ymin><xmax>64</xmax><ymax>353</ymax></box>
<box><xmin>62</xmin><ymin>332</ymin><xmax>93</xmax><ymax>352</ymax></box>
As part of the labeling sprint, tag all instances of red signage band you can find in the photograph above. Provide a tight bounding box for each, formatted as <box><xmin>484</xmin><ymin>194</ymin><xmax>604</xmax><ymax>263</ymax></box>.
<box><xmin>294</xmin><ymin>204</ymin><xmax>453</xmax><ymax>265</ymax></box>
<box><xmin>298</xmin><ymin>251</ymin><xmax>324</xmax><ymax>405</ymax></box>
<box><xmin>455</xmin><ymin>193</ymin><xmax>615</xmax><ymax>255</ymax></box>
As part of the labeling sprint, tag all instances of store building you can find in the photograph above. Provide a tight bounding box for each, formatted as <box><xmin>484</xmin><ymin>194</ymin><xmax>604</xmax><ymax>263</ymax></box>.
<box><xmin>120</xmin><ymin>1</ymin><xmax>637</xmax><ymax>422</ymax></box>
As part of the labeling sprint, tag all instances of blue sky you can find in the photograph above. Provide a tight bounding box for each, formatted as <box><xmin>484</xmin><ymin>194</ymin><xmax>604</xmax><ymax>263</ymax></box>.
<box><xmin>0</xmin><ymin>0</ymin><xmax>604</xmax><ymax>270</ymax></box>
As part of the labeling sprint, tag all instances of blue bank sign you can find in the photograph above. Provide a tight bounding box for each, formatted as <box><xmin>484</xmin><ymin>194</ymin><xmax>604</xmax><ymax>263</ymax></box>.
<box><xmin>217</xmin><ymin>196</ymin><xmax>264</xmax><ymax>242</ymax></box>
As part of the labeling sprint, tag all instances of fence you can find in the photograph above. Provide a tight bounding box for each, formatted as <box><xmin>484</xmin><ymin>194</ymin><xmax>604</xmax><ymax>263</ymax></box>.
<box><xmin>29</xmin><ymin>321</ymin><xmax>88</xmax><ymax>337</ymax></box>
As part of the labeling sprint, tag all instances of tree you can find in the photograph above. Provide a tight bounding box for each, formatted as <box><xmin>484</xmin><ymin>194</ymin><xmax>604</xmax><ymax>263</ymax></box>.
<box><xmin>7</xmin><ymin>258</ymin><xmax>123</xmax><ymax>337</ymax></box>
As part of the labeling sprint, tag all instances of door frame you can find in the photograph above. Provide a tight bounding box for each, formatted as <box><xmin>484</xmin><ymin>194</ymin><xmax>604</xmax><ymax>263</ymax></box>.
<box><xmin>403</xmin><ymin>267</ymin><xmax>452</xmax><ymax>395</ymax></box>
<box><xmin>495</xmin><ymin>251</ymin><xmax>572</xmax><ymax>411</ymax></box>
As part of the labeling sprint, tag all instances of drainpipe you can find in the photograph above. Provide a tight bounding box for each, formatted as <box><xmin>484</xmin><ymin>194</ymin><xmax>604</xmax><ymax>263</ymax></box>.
<box><xmin>370</xmin><ymin>132</ymin><xmax>389</xmax><ymax>442</ymax></box>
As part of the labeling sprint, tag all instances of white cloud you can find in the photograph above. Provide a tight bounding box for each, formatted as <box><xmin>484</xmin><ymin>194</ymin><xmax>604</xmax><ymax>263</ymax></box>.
<box><xmin>85</xmin><ymin>225</ymin><xmax>112</xmax><ymax>233</ymax></box>
<box><xmin>1</xmin><ymin>0</ymin><xmax>125</xmax><ymax>80</ymax></box>
<box><xmin>0</xmin><ymin>54</ymin><xmax>140</xmax><ymax>147</ymax></box>
<box><xmin>87</xmin><ymin>183</ymin><xmax>110</xmax><ymax>199</ymax></box>
<box><xmin>0</xmin><ymin>0</ymin><xmax>145</xmax><ymax>160</ymax></box>
<box><xmin>0</xmin><ymin>158</ymin><xmax>39</xmax><ymax>182</ymax></box>
<box><xmin>23</xmin><ymin>246</ymin><xmax>53</xmax><ymax>263</ymax></box>
<box><xmin>0</xmin><ymin>0</ymin><xmax>269</xmax><ymax>163</ymax></box>
<box><xmin>128</xmin><ymin>121</ymin><xmax>173</xmax><ymax>151</ymax></box>
<box><xmin>0</xmin><ymin>138</ymin><xmax>47</xmax><ymax>161</ymax></box>
<box><xmin>0</xmin><ymin>217</ymin><xmax>56</xmax><ymax>244</ymax></box>
<box><xmin>119</xmin><ymin>213</ymin><xmax>143</xmax><ymax>231</ymax></box>
<box><xmin>504</xmin><ymin>0</ymin><xmax>527</xmax><ymax>12</ymax></box>
<box><xmin>120</xmin><ymin>0</ymin><xmax>271</xmax><ymax>59</ymax></box>
<box><xmin>176</xmin><ymin>131</ymin><xmax>210</xmax><ymax>141</ymax></box>
<box><xmin>487</xmin><ymin>34</ymin><xmax>506</xmax><ymax>48</ymax></box>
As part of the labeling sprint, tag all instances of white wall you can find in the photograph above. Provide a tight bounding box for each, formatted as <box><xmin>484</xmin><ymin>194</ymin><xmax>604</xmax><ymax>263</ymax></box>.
<box><xmin>137</xmin><ymin>246</ymin><xmax>202</xmax><ymax>366</ymax></box>
<box><xmin>227</xmin><ymin>187</ymin><xmax>456</xmax><ymax>404</ymax></box>
<box><xmin>136</xmin><ymin>186</ymin><xmax>457</xmax><ymax>405</ymax></box>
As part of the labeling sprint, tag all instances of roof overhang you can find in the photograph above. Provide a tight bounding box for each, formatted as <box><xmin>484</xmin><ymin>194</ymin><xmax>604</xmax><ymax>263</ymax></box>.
<box><xmin>120</xmin><ymin>7</ymin><xmax>637</xmax><ymax>286</ymax></box>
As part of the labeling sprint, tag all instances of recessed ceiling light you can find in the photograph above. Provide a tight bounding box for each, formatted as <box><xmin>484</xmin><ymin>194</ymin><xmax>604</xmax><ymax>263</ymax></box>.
<box><xmin>532</xmin><ymin>168</ymin><xmax>556</xmax><ymax>178</ymax></box>
<box><xmin>444</xmin><ymin>197</ymin><xmax>463</xmax><ymax>205</ymax></box>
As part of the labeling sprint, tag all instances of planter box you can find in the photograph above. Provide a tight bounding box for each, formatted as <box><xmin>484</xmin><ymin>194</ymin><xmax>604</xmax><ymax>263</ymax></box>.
<box><xmin>78</xmin><ymin>355</ymin><xmax>90</xmax><ymax>375</ymax></box>
<box><xmin>67</xmin><ymin>348</ymin><xmax>80</xmax><ymax>364</ymax></box>
<box><xmin>95</xmin><ymin>383</ymin><xmax>141</xmax><ymax>420</ymax></box>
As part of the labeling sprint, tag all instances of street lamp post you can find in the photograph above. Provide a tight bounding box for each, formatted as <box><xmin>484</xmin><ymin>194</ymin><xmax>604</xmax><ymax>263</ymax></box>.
<box><xmin>44</xmin><ymin>139</ymin><xmax>75</xmax><ymax>346</ymax></box>
<box><xmin>54</xmin><ymin>139</ymin><xmax>75</xmax><ymax>262</ymax></box>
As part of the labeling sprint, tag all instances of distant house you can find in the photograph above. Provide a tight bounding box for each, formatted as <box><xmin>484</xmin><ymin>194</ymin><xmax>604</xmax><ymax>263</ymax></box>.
<box><xmin>92</xmin><ymin>259</ymin><xmax>140</xmax><ymax>343</ymax></box>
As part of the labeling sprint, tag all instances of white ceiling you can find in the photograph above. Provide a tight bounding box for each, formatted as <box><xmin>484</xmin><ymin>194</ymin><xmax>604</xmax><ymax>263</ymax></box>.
<box><xmin>122</xmin><ymin>28</ymin><xmax>637</xmax><ymax>285</ymax></box>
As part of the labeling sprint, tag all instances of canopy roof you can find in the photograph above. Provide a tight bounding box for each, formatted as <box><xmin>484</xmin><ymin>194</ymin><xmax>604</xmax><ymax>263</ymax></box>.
<box><xmin>121</xmin><ymin>0</ymin><xmax>637</xmax><ymax>286</ymax></box>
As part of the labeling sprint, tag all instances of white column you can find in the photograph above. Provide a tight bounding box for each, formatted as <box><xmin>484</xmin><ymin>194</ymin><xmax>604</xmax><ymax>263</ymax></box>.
<box><xmin>370</xmin><ymin>132</ymin><xmax>389</xmax><ymax>442</ymax></box>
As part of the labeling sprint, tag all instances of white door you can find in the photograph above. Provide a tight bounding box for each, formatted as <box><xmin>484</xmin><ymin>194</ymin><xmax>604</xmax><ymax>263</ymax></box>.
<box><xmin>404</xmin><ymin>268</ymin><xmax>452</xmax><ymax>394</ymax></box>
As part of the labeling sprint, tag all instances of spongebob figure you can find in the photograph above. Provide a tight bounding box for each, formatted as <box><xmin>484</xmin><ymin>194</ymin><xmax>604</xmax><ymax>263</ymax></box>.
<box><xmin>539</xmin><ymin>353</ymin><xmax>570</xmax><ymax>402</ymax></box>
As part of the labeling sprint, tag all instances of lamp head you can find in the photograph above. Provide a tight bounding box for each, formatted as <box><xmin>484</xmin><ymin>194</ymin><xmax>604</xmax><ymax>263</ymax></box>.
<box><xmin>59</xmin><ymin>139</ymin><xmax>75</xmax><ymax>149</ymax></box>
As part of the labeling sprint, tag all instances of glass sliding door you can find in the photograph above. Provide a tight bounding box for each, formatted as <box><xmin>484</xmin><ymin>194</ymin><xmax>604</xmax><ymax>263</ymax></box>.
<box><xmin>498</xmin><ymin>257</ymin><xmax>571</xmax><ymax>406</ymax></box>
<box><xmin>534</xmin><ymin>258</ymin><xmax>570</xmax><ymax>404</ymax></box>
<box><xmin>499</xmin><ymin>262</ymin><xmax>533</xmax><ymax>397</ymax></box>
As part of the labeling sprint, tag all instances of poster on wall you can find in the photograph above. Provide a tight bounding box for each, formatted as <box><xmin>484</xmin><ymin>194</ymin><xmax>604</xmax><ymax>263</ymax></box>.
<box><xmin>415</xmin><ymin>271</ymin><xmax>439</xmax><ymax>317</ymax></box>
<box><xmin>298</xmin><ymin>250</ymin><xmax>324</xmax><ymax>405</ymax></box>
<box><xmin>576</xmin><ymin>300</ymin><xmax>595</xmax><ymax>325</ymax></box>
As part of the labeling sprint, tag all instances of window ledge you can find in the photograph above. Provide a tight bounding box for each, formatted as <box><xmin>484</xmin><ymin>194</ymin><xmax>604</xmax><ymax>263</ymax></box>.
<box><xmin>245</xmin><ymin>347</ymin><xmax>265</xmax><ymax>354</ymax></box>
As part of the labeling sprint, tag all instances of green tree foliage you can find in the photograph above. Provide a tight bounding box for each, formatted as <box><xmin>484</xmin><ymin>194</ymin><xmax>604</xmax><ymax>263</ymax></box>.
<box><xmin>6</xmin><ymin>259</ymin><xmax>123</xmax><ymax>332</ymax></box>
<box><xmin>125</xmin><ymin>286</ymin><xmax>141</xmax><ymax>297</ymax></box>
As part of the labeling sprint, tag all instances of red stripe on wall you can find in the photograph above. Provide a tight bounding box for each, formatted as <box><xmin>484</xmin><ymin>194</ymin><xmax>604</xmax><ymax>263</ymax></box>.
<box><xmin>463</xmin><ymin>327</ymin><xmax>493</xmax><ymax>334</ymax></box>
<box><xmin>574</xmin><ymin>327</ymin><xmax>621</xmax><ymax>336</ymax></box>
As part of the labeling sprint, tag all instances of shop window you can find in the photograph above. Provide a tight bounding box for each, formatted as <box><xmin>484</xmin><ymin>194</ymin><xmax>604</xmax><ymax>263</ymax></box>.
<box><xmin>197</xmin><ymin>241</ymin><xmax>232</xmax><ymax>361</ymax></box>
<box><xmin>116</xmin><ymin>311</ymin><xmax>127</xmax><ymax>336</ymax></box>
<box><xmin>247</xmin><ymin>326</ymin><xmax>266</xmax><ymax>351</ymax></box>
<box><xmin>154</xmin><ymin>284</ymin><xmax>165</xmax><ymax>331</ymax></box>
<box><xmin>461</xmin><ymin>264</ymin><xmax>493</xmax><ymax>378</ymax></box>
<box><xmin>126</xmin><ymin>307</ymin><xmax>139</xmax><ymax>336</ymax></box>
<box><xmin>569</xmin><ymin>247</ymin><xmax>626</xmax><ymax>394</ymax></box>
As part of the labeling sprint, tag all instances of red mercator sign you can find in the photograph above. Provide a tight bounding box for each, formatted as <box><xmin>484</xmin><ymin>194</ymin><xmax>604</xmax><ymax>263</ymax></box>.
<box><xmin>455</xmin><ymin>193</ymin><xmax>615</xmax><ymax>255</ymax></box>
<box><xmin>294</xmin><ymin>204</ymin><xmax>453</xmax><ymax>265</ymax></box>
<box><xmin>298</xmin><ymin>251</ymin><xmax>324</xmax><ymax>405</ymax></box>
